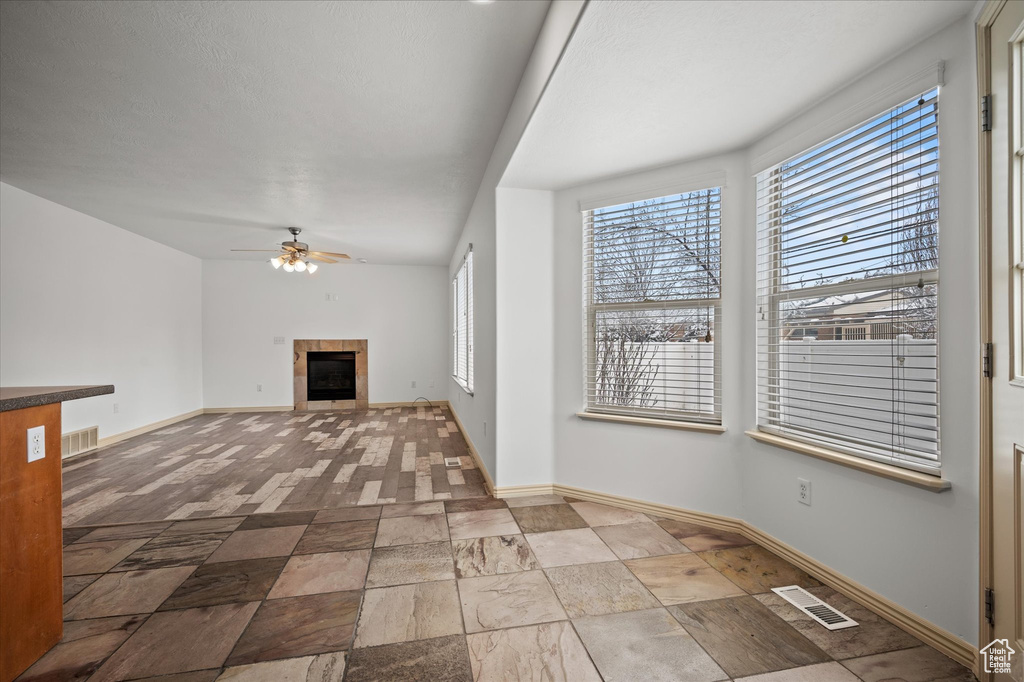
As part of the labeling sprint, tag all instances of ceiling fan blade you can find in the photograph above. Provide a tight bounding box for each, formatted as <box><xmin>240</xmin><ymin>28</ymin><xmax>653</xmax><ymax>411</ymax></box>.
<box><xmin>282</xmin><ymin>245</ymin><xmax>298</xmax><ymax>252</ymax></box>
<box><xmin>309</xmin><ymin>251</ymin><xmax>351</xmax><ymax>259</ymax></box>
<box><xmin>230</xmin><ymin>249</ymin><xmax>283</xmax><ymax>252</ymax></box>
<box><xmin>308</xmin><ymin>254</ymin><xmax>338</xmax><ymax>264</ymax></box>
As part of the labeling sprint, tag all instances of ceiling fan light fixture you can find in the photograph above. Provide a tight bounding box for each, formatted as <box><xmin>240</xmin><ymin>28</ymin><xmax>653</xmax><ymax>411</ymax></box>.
<box><xmin>235</xmin><ymin>228</ymin><xmax>350</xmax><ymax>273</ymax></box>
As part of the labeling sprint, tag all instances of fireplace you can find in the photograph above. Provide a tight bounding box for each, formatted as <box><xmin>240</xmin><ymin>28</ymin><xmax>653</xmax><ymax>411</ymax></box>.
<box><xmin>294</xmin><ymin>339</ymin><xmax>368</xmax><ymax>410</ymax></box>
<box><xmin>306</xmin><ymin>351</ymin><xmax>356</xmax><ymax>401</ymax></box>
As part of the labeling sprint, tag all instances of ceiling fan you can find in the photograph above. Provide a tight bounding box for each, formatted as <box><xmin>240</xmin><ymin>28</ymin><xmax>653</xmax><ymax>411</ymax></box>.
<box><xmin>231</xmin><ymin>227</ymin><xmax>350</xmax><ymax>274</ymax></box>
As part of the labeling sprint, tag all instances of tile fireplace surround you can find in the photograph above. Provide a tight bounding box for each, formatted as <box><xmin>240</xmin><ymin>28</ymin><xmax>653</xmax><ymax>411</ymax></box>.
<box><xmin>294</xmin><ymin>339</ymin><xmax>368</xmax><ymax>410</ymax></box>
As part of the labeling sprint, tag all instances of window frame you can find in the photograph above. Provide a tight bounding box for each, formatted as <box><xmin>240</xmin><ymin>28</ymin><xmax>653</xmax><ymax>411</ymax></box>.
<box><xmin>582</xmin><ymin>186</ymin><xmax>723</xmax><ymax>426</ymax></box>
<box><xmin>452</xmin><ymin>244</ymin><xmax>474</xmax><ymax>394</ymax></box>
<box><xmin>754</xmin><ymin>90</ymin><xmax>942</xmax><ymax>476</ymax></box>
<box><xmin>1012</xmin><ymin>37</ymin><xmax>1024</xmax><ymax>385</ymax></box>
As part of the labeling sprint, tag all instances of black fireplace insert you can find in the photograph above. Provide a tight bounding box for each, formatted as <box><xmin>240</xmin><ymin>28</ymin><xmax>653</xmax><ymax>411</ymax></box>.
<box><xmin>306</xmin><ymin>351</ymin><xmax>356</xmax><ymax>401</ymax></box>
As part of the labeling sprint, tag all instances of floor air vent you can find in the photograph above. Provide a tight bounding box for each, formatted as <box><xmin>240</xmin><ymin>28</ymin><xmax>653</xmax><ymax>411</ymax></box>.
<box><xmin>771</xmin><ymin>586</ymin><xmax>858</xmax><ymax>630</ymax></box>
<box><xmin>62</xmin><ymin>426</ymin><xmax>99</xmax><ymax>459</ymax></box>
<box><xmin>444</xmin><ymin>457</ymin><xmax>461</xmax><ymax>468</ymax></box>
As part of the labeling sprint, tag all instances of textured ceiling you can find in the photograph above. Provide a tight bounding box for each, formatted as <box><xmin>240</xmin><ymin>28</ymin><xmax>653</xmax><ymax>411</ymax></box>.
<box><xmin>0</xmin><ymin>0</ymin><xmax>549</xmax><ymax>264</ymax></box>
<box><xmin>502</xmin><ymin>0</ymin><xmax>974</xmax><ymax>190</ymax></box>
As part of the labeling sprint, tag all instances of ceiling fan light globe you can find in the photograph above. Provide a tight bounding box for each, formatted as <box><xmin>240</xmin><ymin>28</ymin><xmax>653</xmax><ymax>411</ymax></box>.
<box><xmin>294</xmin><ymin>260</ymin><xmax>307</xmax><ymax>272</ymax></box>
<box><xmin>282</xmin><ymin>261</ymin><xmax>294</xmax><ymax>273</ymax></box>
<box><xmin>270</xmin><ymin>257</ymin><xmax>282</xmax><ymax>269</ymax></box>
<box><xmin>306</xmin><ymin>262</ymin><xmax>318</xmax><ymax>274</ymax></box>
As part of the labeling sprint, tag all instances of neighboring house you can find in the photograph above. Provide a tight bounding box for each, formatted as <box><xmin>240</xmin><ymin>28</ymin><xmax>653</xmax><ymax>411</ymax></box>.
<box><xmin>781</xmin><ymin>289</ymin><xmax>932</xmax><ymax>340</ymax></box>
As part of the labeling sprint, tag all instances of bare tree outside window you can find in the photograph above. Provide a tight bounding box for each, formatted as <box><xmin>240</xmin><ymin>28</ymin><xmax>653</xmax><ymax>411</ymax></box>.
<box><xmin>755</xmin><ymin>87</ymin><xmax>941</xmax><ymax>471</ymax></box>
<box><xmin>586</xmin><ymin>188</ymin><xmax>721</xmax><ymax>419</ymax></box>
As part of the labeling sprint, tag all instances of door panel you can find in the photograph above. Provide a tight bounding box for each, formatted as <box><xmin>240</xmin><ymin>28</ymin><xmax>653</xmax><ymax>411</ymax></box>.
<box><xmin>984</xmin><ymin>1</ymin><xmax>1024</xmax><ymax>679</ymax></box>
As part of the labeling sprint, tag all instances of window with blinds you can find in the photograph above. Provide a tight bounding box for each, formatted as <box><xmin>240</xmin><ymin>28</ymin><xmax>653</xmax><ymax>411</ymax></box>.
<box><xmin>453</xmin><ymin>245</ymin><xmax>473</xmax><ymax>392</ymax></box>
<box><xmin>755</xmin><ymin>88</ymin><xmax>940</xmax><ymax>473</ymax></box>
<box><xmin>583</xmin><ymin>187</ymin><xmax>722</xmax><ymax>423</ymax></box>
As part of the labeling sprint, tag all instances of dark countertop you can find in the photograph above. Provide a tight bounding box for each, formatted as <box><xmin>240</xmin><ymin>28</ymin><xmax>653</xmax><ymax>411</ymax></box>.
<box><xmin>0</xmin><ymin>385</ymin><xmax>115</xmax><ymax>412</ymax></box>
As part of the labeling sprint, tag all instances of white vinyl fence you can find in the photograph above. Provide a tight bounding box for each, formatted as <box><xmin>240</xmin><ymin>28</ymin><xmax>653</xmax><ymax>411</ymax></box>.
<box><xmin>596</xmin><ymin>337</ymin><xmax>938</xmax><ymax>462</ymax></box>
<box><xmin>773</xmin><ymin>336</ymin><xmax>939</xmax><ymax>458</ymax></box>
<box><xmin>594</xmin><ymin>340</ymin><xmax>717</xmax><ymax>416</ymax></box>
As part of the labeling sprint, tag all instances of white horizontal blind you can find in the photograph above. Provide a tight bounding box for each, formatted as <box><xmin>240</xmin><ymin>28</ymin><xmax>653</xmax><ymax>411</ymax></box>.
<box><xmin>755</xmin><ymin>88</ymin><xmax>940</xmax><ymax>473</ymax></box>
<box><xmin>584</xmin><ymin>188</ymin><xmax>722</xmax><ymax>423</ymax></box>
<box><xmin>452</xmin><ymin>246</ymin><xmax>473</xmax><ymax>392</ymax></box>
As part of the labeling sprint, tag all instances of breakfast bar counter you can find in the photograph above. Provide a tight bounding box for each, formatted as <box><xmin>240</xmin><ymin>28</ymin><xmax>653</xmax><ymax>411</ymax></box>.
<box><xmin>0</xmin><ymin>384</ymin><xmax>113</xmax><ymax>682</ymax></box>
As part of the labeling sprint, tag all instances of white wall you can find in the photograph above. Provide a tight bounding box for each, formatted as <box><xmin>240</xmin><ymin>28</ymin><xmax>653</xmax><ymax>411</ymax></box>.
<box><xmin>492</xmin><ymin>13</ymin><xmax>979</xmax><ymax>643</ymax></box>
<box><xmin>447</xmin><ymin>0</ymin><xmax>587</xmax><ymax>479</ymax></box>
<box><xmin>496</xmin><ymin>187</ymin><xmax>556</xmax><ymax>486</ymax></box>
<box><xmin>0</xmin><ymin>182</ymin><xmax>203</xmax><ymax>438</ymax></box>
<box><xmin>741</xmin><ymin>16</ymin><xmax>979</xmax><ymax>643</ymax></box>
<box><xmin>202</xmin><ymin>260</ymin><xmax>448</xmax><ymax>408</ymax></box>
<box><xmin>550</xmin><ymin>153</ymin><xmax>749</xmax><ymax>519</ymax></box>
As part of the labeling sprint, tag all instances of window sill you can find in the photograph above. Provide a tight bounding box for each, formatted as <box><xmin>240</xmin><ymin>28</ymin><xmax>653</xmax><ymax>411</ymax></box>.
<box><xmin>745</xmin><ymin>429</ymin><xmax>951</xmax><ymax>492</ymax></box>
<box><xmin>451</xmin><ymin>376</ymin><xmax>473</xmax><ymax>396</ymax></box>
<box><xmin>577</xmin><ymin>411</ymin><xmax>726</xmax><ymax>434</ymax></box>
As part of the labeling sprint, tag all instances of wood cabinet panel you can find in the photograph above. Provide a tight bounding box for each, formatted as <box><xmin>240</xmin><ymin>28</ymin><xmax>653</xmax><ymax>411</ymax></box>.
<box><xmin>0</xmin><ymin>403</ymin><xmax>62</xmax><ymax>682</ymax></box>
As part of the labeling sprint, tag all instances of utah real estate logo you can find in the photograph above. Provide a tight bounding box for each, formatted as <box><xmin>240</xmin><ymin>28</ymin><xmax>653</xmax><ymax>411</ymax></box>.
<box><xmin>980</xmin><ymin>638</ymin><xmax>1016</xmax><ymax>675</ymax></box>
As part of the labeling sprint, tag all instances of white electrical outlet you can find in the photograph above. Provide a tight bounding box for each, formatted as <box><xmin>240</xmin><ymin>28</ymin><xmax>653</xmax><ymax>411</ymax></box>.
<box><xmin>257</xmin><ymin>384</ymin><xmax>263</xmax><ymax>392</ymax></box>
<box><xmin>411</xmin><ymin>380</ymin><xmax>417</xmax><ymax>388</ymax></box>
<box><xmin>113</xmin><ymin>403</ymin><xmax>119</xmax><ymax>414</ymax></box>
<box><xmin>27</xmin><ymin>425</ymin><xmax>45</xmax><ymax>462</ymax></box>
<box><xmin>797</xmin><ymin>478</ymin><xmax>811</xmax><ymax>506</ymax></box>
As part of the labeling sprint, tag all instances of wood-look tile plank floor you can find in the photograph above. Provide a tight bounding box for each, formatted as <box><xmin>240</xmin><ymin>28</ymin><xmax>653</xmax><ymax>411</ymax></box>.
<box><xmin>26</xmin><ymin>496</ymin><xmax>975</xmax><ymax>681</ymax></box>
<box><xmin>61</xmin><ymin>406</ymin><xmax>487</xmax><ymax>527</ymax></box>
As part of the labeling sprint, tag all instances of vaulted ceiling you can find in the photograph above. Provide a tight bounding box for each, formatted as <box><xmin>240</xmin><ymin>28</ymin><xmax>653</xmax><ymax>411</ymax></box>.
<box><xmin>0</xmin><ymin>0</ymin><xmax>549</xmax><ymax>264</ymax></box>
<box><xmin>1</xmin><ymin>1</ymin><xmax>977</xmax><ymax>263</ymax></box>
<box><xmin>502</xmin><ymin>0</ymin><xmax>974</xmax><ymax>190</ymax></box>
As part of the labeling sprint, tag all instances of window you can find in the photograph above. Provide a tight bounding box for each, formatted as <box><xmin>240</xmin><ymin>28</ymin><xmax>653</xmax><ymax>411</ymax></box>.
<box><xmin>755</xmin><ymin>88</ymin><xmax>940</xmax><ymax>473</ymax></box>
<box><xmin>583</xmin><ymin>187</ymin><xmax>722</xmax><ymax>424</ymax></box>
<box><xmin>452</xmin><ymin>245</ymin><xmax>473</xmax><ymax>392</ymax></box>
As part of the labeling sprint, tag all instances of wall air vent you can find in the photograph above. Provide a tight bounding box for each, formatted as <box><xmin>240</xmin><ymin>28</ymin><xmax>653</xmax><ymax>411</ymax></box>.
<box><xmin>62</xmin><ymin>426</ymin><xmax>99</xmax><ymax>459</ymax></box>
<box><xmin>771</xmin><ymin>585</ymin><xmax>858</xmax><ymax>630</ymax></box>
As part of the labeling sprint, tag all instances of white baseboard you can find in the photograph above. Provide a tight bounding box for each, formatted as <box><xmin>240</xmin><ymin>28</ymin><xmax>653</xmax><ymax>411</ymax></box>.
<box><xmin>496</xmin><ymin>482</ymin><xmax>977</xmax><ymax>674</ymax></box>
<box><xmin>444</xmin><ymin>400</ymin><xmax>495</xmax><ymax>495</ymax></box>
<box><xmin>204</xmin><ymin>402</ymin><xmax>443</xmax><ymax>412</ymax></box>
<box><xmin>495</xmin><ymin>484</ymin><xmax>557</xmax><ymax>498</ymax></box>
<box><xmin>87</xmin><ymin>402</ymin><xmax>446</xmax><ymax>452</ymax></box>
<box><xmin>93</xmin><ymin>408</ymin><xmax>205</xmax><ymax>451</ymax></box>
<box><xmin>202</xmin><ymin>406</ymin><xmax>292</xmax><ymax>414</ymax></box>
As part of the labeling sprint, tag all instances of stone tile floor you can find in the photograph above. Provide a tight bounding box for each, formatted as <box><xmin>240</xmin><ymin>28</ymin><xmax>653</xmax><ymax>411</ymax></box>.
<box><xmin>22</xmin><ymin>495</ymin><xmax>976</xmax><ymax>681</ymax></box>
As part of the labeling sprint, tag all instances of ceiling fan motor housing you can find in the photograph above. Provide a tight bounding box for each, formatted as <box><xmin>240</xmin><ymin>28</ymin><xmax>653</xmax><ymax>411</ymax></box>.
<box><xmin>282</xmin><ymin>240</ymin><xmax>308</xmax><ymax>253</ymax></box>
<box><xmin>283</xmin><ymin>227</ymin><xmax>306</xmax><ymax>253</ymax></box>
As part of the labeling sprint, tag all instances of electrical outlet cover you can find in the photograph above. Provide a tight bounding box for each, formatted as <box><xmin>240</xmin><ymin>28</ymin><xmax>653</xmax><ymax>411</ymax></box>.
<box><xmin>797</xmin><ymin>478</ymin><xmax>811</xmax><ymax>506</ymax></box>
<box><xmin>27</xmin><ymin>425</ymin><xmax>45</xmax><ymax>462</ymax></box>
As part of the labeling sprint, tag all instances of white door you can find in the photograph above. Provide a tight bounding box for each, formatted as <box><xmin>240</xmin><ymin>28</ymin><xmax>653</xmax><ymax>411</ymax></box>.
<box><xmin>981</xmin><ymin>1</ymin><xmax>1024</xmax><ymax>679</ymax></box>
